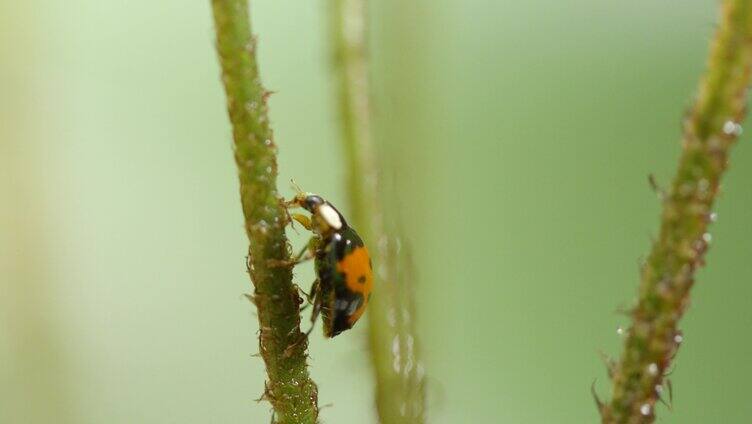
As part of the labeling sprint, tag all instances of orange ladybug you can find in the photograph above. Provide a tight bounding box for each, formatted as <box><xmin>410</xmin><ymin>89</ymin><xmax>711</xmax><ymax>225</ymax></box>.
<box><xmin>287</xmin><ymin>193</ymin><xmax>373</xmax><ymax>337</ymax></box>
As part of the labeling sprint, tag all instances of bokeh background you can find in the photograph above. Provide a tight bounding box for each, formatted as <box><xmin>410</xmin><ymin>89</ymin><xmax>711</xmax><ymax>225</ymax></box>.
<box><xmin>3</xmin><ymin>0</ymin><xmax>752</xmax><ymax>422</ymax></box>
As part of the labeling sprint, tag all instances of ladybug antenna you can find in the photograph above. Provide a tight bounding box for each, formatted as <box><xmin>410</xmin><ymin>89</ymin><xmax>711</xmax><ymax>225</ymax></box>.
<box><xmin>290</xmin><ymin>178</ymin><xmax>305</xmax><ymax>195</ymax></box>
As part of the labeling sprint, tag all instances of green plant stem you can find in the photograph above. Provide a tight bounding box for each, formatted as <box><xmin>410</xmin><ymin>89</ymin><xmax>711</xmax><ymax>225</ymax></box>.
<box><xmin>210</xmin><ymin>1</ymin><xmax>318</xmax><ymax>423</ymax></box>
<box><xmin>329</xmin><ymin>1</ymin><xmax>426</xmax><ymax>422</ymax></box>
<box><xmin>601</xmin><ymin>2</ymin><xmax>752</xmax><ymax>423</ymax></box>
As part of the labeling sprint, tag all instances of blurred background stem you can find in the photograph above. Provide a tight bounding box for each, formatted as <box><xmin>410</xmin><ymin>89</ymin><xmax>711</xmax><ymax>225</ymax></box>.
<box><xmin>0</xmin><ymin>4</ymin><xmax>76</xmax><ymax>420</ymax></box>
<box><xmin>1</xmin><ymin>117</ymin><xmax>76</xmax><ymax>424</ymax></box>
<box><xmin>328</xmin><ymin>0</ymin><xmax>426</xmax><ymax>422</ymax></box>
<box><xmin>601</xmin><ymin>1</ymin><xmax>752</xmax><ymax>422</ymax></box>
<box><xmin>210</xmin><ymin>1</ymin><xmax>318</xmax><ymax>422</ymax></box>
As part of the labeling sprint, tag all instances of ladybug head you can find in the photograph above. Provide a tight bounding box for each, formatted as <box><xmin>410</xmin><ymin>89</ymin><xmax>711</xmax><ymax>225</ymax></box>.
<box><xmin>300</xmin><ymin>194</ymin><xmax>325</xmax><ymax>212</ymax></box>
<box><xmin>291</xmin><ymin>193</ymin><xmax>346</xmax><ymax>232</ymax></box>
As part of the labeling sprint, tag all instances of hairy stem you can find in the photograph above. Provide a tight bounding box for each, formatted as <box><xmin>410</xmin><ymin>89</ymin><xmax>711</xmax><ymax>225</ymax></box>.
<box><xmin>601</xmin><ymin>2</ymin><xmax>752</xmax><ymax>422</ymax></box>
<box><xmin>328</xmin><ymin>0</ymin><xmax>426</xmax><ymax>422</ymax></box>
<box><xmin>210</xmin><ymin>1</ymin><xmax>318</xmax><ymax>422</ymax></box>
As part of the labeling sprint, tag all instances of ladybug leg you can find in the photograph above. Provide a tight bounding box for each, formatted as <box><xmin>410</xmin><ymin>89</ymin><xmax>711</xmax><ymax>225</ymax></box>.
<box><xmin>297</xmin><ymin>278</ymin><xmax>318</xmax><ymax>305</ymax></box>
<box><xmin>290</xmin><ymin>238</ymin><xmax>316</xmax><ymax>264</ymax></box>
<box><xmin>308</xmin><ymin>279</ymin><xmax>319</xmax><ymax>303</ymax></box>
<box><xmin>290</xmin><ymin>213</ymin><xmax>313</xmax><ymax>231</ymax></box>
<box><xmin>298</xmin><ymin>289</ymin><xmax>311</xmax><ymax>312</ymax></box>
<box><xmin>267</xmin><ymin>237</ymin><xmax>317</xmax><ymax>268</ymax></box>
<box><xmin>305</xmin><ymin>279</ymin><xmax>321</xmax><ymax>336</ymax></box>
<box><xmin>297</xmin><ymin>278</ymin><xmax>318</xmax><ymax>312</ymax></box>
<box><xmin>305</xmin><ymin>303</ymin><xmax>320</xmax><ymax>337</ymax></box>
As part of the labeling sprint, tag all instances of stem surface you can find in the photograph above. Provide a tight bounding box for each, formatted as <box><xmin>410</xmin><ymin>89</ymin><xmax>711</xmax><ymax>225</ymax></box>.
<box><xmin>211</xmin><ymin>1</ymin><xmax>318</xmax><ymax>422</ymax></box>
<box><xmin>602</xmin><ymin>2</ymin><xmax>752</xmax><ymax>422</ymax></box>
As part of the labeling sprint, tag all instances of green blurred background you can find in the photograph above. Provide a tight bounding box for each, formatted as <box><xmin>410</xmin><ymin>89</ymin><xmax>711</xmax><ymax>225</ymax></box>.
<box><xmin>2</xmin><ymin>0</ymin><xmax>751</xmax><ymax>422</ymax></box>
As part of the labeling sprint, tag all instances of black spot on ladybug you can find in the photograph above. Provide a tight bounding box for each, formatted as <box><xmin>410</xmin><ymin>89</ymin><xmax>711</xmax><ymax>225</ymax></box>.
<box><xmin>358</xmin><ymin>275</ymin><xmax>366</xmax><ymax>284</ymax></box>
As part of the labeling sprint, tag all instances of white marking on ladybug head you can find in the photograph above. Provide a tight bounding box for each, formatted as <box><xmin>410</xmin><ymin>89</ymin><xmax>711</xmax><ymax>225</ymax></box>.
<box><xmin>319</xmin><ymin>204</ymin><xmax>343</xmax><ymax>229</ymax></box>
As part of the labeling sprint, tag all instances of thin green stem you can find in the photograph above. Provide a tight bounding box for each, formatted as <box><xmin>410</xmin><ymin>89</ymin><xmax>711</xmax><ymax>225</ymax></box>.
<box><xmin>328</xmin><ymin>1</ymin><xmax>426</xmax><ymax>422</ymax></box>
<box><xmin>329</xmin><ymin>0</ymin><xmax>374</xmax><ymax>230</ymax></box>
<box><xmin>601</xmin><ymin>1</ymin><xmax>752</xmax><ymax>423</ymax></box>
<box><xmin>210</xmin><ymin>1</ymin><xmax>318</xmax><ymax>423</ymax></box>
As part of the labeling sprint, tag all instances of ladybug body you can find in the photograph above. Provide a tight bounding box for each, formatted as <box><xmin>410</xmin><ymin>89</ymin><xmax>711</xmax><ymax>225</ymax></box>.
<box><xmin>288</xmin><ymin>193</ymin><xmax>373</xmax><ymax>338</ymax></box>
<box><xmin>315</xmin><ymin>226</ymin><xmax>372</xmax><ymax>337</ymax></box>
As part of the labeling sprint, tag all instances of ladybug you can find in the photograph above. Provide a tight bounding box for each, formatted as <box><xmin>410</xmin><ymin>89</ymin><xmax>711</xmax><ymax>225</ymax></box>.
<box><xmin>286</xmin><ymin>192</ymin><xmax>373</xmax><ymax>338</ymax></box>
